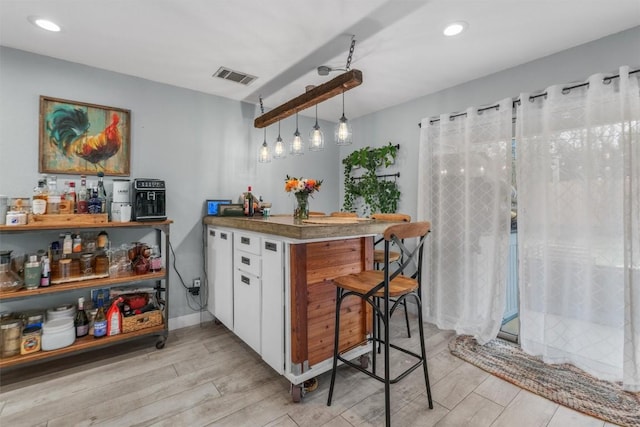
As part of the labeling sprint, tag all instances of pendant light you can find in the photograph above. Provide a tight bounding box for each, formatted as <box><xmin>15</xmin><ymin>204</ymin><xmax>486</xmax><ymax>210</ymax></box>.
<box><xmin>258</xmin><ymin>128</ymin><xmax>271</xmax><ymax>163</ymax></box>
<box><xmin>290</xmin><ymin>112</ymin><xmax>304</xmax><ymax>155</ymax></box>
<box><xmin>273</xmin><ymin>121</ymin><xmax>286</xmax><ymax>159</ymax></box>
<box><xmin>309</xmin><ymin>104</ymin><xmax>324</xmax><ymax>151</ymax></box>
<box><xmin>335</xmin><ymin>90</ymin><xmax>352</xmax><ymax>145</ymax></box>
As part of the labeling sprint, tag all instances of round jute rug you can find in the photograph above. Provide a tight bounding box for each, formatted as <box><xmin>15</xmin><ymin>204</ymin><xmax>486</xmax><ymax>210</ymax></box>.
<box><xmin>449</xmin><ymin>335</ymin><xmax>640</xmax><ymax>427</ymax></box>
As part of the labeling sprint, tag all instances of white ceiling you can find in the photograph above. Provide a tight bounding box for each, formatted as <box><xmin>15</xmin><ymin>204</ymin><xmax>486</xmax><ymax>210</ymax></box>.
<box><xmin>1</xmin><ymin>0</ymin><xmax>639</xmax><ymax>123</ymax></box>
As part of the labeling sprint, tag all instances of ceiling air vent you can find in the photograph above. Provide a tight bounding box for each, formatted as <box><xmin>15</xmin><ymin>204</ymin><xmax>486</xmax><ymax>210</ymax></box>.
<box><xmin>213</xmin><ymin>67</ymin><xmax>257</xmax><ymax>85</ymax></box>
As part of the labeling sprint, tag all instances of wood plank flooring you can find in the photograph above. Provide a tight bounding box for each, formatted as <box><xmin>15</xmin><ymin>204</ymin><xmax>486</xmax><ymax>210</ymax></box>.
<box><xmin>0</xmin><ymin>314</ymin><xmax>618</xmax><ymax>426</ymax></box>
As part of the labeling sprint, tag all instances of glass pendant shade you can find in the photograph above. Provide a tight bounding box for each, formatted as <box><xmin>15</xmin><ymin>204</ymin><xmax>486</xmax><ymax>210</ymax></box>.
<box><xmin>258</xmin><ymin>129</ymin><xmax>271</xmax><ymax>163</ymax></box>
<box><xmin>309</xmin><ymin>105</ymin><xmax>324</xmax><ymax>151</ymax></box>
<box><xmin>335</xmin><ymin>91</ymin><xmax>352</xmax><ymax>145</ymax></box>
<box><xmin>273</xmin><ymin>121</ymin><xmax>286</xmax><ymax>159</ymax></box>
<box><xmin>335</xmin><ymin>114</ymin><xmax>352</xmax><ymax>145</ymax></box>
<box><xmin>290</xmin><ymin>112</ymin><xmax>304</xmax><ymax>155</ymax></box>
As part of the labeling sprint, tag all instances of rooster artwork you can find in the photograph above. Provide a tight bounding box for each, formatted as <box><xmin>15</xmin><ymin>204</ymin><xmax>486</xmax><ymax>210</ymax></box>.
<box><xmin>40</xmin><ymin>97</ymin><xmax>130</xmax><ymax>175</ymax></box>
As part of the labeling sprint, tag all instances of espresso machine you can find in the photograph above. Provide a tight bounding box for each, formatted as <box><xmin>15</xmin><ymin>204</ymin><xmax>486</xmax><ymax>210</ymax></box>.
<box><xmin>132</xmin><ymin>179</ymin><xmax>166</xmax><ymax>221</ymax></box>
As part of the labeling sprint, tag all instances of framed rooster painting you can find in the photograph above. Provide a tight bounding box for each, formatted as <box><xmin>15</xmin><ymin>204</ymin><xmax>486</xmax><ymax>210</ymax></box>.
<box><xmin>39</xmin><ymin>96</ymin><xmax>131</xmax><ymax>176</ymax></box>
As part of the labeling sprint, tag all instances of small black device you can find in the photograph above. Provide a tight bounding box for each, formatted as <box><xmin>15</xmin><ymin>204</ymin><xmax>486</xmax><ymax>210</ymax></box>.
<box><xmin>132</xmin><ymin>179</ymin><xmax>166</xmax><ymax>221</ymax></box>
<box><xmin>206</xmin><ymin>199</ymin><xmax>232</xmax><ymax>216</ymax></box>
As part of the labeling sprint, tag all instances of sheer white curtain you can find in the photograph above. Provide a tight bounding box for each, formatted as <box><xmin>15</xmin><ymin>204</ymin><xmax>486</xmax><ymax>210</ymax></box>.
<box><xmin>516</xmin><ymin>66</ymin><xmax>640</xmax><ymax>391</ymax></box>
<box><xmin>417</xmin><ymin>99</ymin><xmax>513</xmax><ymax>344</ymax></box>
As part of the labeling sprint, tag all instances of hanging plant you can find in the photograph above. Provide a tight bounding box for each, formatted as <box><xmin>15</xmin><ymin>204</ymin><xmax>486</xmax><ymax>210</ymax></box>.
<box><xmin>342</xmin><ymin>142</ymin><xmax>400</xmax><ymax>216</ymax></box>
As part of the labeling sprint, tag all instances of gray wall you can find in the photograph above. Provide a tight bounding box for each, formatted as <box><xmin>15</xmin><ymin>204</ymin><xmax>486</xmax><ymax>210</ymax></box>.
<box><xmin>1</xmin><ymin>26</ymin><xmax>638</xmax><ymax>322</ymax></box>
<box><xmin>345</xmin><ymin>26</ymin><xmax>640</xmax><ymax>221</ymax></box>
<box><xmin>0</xmin><ymin>47</ymin><xmax>340</xmax><ymax>320</ymax></box>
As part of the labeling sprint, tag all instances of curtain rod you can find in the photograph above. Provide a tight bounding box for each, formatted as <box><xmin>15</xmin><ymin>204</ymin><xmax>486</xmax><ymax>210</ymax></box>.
<box><xmin>421</xmin><ymin>68</ymin><xmax>640</xmax><ymax>127</ymax></box>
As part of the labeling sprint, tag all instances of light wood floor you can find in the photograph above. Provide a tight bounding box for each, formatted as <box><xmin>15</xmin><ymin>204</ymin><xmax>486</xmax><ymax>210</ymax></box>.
<box><xmin>0</xmin><ymin>314</ymin><xmax>618</xmax><ymax>427</ymax></box>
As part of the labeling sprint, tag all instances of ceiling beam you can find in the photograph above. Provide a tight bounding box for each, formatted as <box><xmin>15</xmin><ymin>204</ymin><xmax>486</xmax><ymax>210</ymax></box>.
<box><xmin>254</xmin><ymin>69</ymin><xmax>363</xmax><ymax>128</ymax></box>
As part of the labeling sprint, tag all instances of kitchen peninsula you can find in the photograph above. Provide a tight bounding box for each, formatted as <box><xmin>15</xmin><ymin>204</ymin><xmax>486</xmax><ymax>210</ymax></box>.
<box><xmin>203</xmin><ymin>215</ymin><xmax>395</xmax><ymax>401</ymax></box>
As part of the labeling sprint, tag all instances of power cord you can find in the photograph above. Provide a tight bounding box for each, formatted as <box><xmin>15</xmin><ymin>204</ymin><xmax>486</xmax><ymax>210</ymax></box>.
<box><xmin>168</xmin><ymin>238</ymin><xmax>206</xmax><ymax>312</ymax></box>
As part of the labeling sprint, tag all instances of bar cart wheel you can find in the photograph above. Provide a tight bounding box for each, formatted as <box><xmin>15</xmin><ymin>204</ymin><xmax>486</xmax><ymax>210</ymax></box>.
<box><xmin>156</xmin><ymin>338</ymin><xmax>166</xmax><ymax>349</ymax></box>
<box><xmin>291</xmin><ymin>383</ymin><xmax>303</xmax><ymax>403</ymax></box>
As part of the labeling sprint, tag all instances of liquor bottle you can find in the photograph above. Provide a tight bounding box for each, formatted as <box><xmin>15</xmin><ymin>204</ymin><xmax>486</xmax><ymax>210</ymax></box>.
<box><xmin>93</xmin><ymin>300</ymin><xmax>107</xmax><ymax>338</ymax></box>
<box><xmin>46</xmin><ymin>175</ymin><xmax>61</xmax><ymax>214</ymax></box>
<box><xmin>75</xmin><ymin>297</ymin><xmax>89</xmax><ymax>337</ymax></box>
<box><xmin>77</xmin><ymin>175</ymin><xmax>88</xmax><ymax>214</ymax></box>
<box><xmin>88</xmin><ymin>187</ymin><xmax>102</xmax><ymax>214</ymax></box>
<box><xmin>59</xmin><ymin>181</ymin><xmax>72</xmax><ymax>214</ymax></box>
<box><xmin>244</xmin><ymin>186</ymin><xmax>255</xmax><ymax>217</ymax></box>
<box><xmin>68</xmin><ymin>181</ymin><xmax>77</xmax><ymax>213</ymax></box>
<box><xmin>32</xmin><ymin>176</ymin><xmax>48</xmax><ymax>215</ymax></box>
<box><xmin>40</xmin><ymin>256</ymin><xmax>50</xmax><ymax>287</ymax></box>
<box><xmin>97</xmin><ymin>172</ymin><xmax>108</xmax><ymax>215</ymax></box>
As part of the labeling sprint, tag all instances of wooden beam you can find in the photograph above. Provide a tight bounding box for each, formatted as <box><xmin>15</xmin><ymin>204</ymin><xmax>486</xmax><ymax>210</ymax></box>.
<box><xmin>254</xmin><ymin>69</ymin><xmax>363</xmax><ymax>128</ymax></box>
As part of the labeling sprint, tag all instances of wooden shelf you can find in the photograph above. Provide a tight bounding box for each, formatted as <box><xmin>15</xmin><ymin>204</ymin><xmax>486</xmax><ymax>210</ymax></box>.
<box><xmin>0</xmin><ymin>324</ymin><xmax>165</xmax><ymax>369</ymax></box>
<box><xmin>0</xmin><ymin>269</ymin><xmax>166</xmax><ymax>300</ymax></box>
<box><xmin>0</xmin><ymin>219</ymin><xmax>172</xmax><ymax>233</ymax></box>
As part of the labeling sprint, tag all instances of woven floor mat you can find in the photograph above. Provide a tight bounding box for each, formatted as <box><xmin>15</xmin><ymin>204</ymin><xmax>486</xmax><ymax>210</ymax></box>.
<box><xmin>449</xmin><ymin>335</ymin><xmax>640</xmax><ymax>427</ymax></box>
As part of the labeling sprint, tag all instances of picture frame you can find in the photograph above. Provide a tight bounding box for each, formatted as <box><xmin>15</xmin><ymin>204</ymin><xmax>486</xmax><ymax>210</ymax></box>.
<box><xmin>39</xmin><ymin>96</ymin><xmax>131</xmax><ymax>176</ymax></box>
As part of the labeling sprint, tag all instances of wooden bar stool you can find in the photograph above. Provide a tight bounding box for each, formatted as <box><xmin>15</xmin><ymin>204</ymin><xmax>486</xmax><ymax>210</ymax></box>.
<box><xmin>327</xmin><ymin>221</ymin><xmax>433</xmax><ymax>427</ymax></box>
<box><xmin>372</xmin><ymin>213</ymin><xmax>412</xmax><ymax>339</ymax></box>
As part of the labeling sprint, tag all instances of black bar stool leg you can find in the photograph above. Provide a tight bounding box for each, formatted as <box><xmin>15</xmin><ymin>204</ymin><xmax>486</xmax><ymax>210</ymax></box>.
<box><xmin>327</xmin><ymin>287</ymin><xmax>343</xmax><ymax>406</ymax></box>
<box><xmin>415</xmin><ymin>293</ymin><xmax>433</xmax><ymax>408</ymax></box>
<box><xmin>402</xmin><ymin>299</ymin><xmax>411</xmax><ymax>338</ymax></box>
<box><xmin>384</xmin><ymin>293</ymin><xmax>391</xmax><ymax>427</ymax></box>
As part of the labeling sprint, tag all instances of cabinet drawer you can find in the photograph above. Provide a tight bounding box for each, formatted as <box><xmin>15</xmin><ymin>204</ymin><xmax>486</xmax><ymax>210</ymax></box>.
<box><xmin>234</xmin><ymin>250</ymin><xmax>261</xmax><ymax>277</ymax></box>
<box><xmin>233</xmin><ymin>269</ymin><xmax>261</xmax><ymax>354</ymax></box>
<box><xmin>234</xmin><ymin>232</ymin><xmax>260</xmax><ymax>255</ymax></box>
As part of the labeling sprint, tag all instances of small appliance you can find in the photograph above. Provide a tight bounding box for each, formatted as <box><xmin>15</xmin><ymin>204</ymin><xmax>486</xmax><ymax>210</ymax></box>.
<box><xmin>111</xmin><ymin>179</ymin><xmax>131</xmax><ymax>222</ymax></box>
<box><xmin>132</xmin><ymin>179</ymin><xmax>166</xmax><ymax>221</ymax></box>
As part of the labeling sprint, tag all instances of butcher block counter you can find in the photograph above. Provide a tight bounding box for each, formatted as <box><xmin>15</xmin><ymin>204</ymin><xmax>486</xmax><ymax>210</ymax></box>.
<box><xmin>203</xmin><ymin>214</ymin><xmax>399</xmax><ymax>401</ymax></box>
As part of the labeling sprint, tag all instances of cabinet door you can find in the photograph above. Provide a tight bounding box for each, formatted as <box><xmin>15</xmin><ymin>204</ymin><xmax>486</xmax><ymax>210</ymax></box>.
<box><xmin>233</xmin><ymin>268</ymin><xmax>261</xmax><ymax>353</ymax></box>
<box><xmin>207</xmin><ymin>227</ymin><xmax>234</xmax><ymax>329</ymax></box>
<box><xmin>261</xmin><ymin>238</ymin><xmax>284</xmax><ymax>374</ymax></box>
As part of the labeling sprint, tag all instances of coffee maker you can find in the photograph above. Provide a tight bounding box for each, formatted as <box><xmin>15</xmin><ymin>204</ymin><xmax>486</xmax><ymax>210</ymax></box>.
<box><xmin>132</xmin><ymin>179</ymin><xmax>166</xmax><ymax>221</ymax></box>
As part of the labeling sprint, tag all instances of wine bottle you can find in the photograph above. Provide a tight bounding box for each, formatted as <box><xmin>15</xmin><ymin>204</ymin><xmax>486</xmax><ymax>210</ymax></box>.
<box><xmin>75</xmin><ymin>297</ymin><xmax>89</xmax><ymax>337</ymax></box>
<box><xmin>244</xmin><ymin>186</ymin><xmax>255</xmax><ymax>217</ymax></box>
<box><xmin>93</xmin><ymin>300</ymin><xmax>107</xmax><ymax>338</ymax></box>
<box><xmin>97</xmin><ymin>172</ymin><xmax>108</xmax><ymax>215</ymax></box>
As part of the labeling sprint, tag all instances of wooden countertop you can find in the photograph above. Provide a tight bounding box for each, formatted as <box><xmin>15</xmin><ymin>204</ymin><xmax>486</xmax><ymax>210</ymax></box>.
<box><xmin>203</xmin><ymin>215</ymin><xmax>396</xmax><ymax>240</ymax></box>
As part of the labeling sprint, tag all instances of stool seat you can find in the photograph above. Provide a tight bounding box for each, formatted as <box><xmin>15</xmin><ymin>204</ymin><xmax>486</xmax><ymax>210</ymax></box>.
<box><xmin>333</xmin><ymin>271</ymin><xmax>418</xmax><ymax>298</ymax></box>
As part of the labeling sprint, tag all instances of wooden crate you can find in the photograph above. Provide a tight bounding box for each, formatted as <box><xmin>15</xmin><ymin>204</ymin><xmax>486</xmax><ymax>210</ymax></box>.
<box><xmin>27</xmin><ymin>213</ymin><xmax>108</xmax><ymax>225</ymax></box>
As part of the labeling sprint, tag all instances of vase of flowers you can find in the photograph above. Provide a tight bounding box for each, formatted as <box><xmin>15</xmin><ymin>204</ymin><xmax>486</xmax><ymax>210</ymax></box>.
<box><xmin>285</xmin><ymin>175</ymin><xmax>322</xmax><ymax>221</ymax></box>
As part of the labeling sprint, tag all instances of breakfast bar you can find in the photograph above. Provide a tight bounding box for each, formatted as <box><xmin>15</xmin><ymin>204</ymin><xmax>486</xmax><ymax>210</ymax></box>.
<box><xmin>203</xmin><ymin>215</ymin><xmax>395</xmax><ymax>401</ymax></box>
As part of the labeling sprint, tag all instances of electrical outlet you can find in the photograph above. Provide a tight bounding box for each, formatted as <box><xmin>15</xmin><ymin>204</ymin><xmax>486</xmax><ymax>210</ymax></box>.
<box><xmin>193</xmin><ymin>278</ymin><xmax>201</xmax><ymax>288</ymax></box>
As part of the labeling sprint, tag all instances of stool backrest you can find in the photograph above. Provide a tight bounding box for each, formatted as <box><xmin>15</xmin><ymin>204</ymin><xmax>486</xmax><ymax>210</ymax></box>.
<box><xmin>330</xmin><ymin>211</ymin><xmax>358</xmax><ymax>217</ymax></box>
<box><xmin>382</xmin><ymin>221</ymin><xmax>431</xmax><ymax>282</ymax></box>
<box><xmin>371</xmin><ymin>213</ymin><xmax>411</xmax><ymax>222</ymax></box>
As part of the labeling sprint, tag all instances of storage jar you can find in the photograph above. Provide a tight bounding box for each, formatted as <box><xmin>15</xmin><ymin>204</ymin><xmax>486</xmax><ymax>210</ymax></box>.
<box><xmin>21</xmin><ymin>325</ymin><xmax>42</xmax><ymax>355</ymax></box>
<box><xmin>41</xmin><ymin>318</ymin><xmax>75</xmax><ymax>351</ymax></box>
<box><xmin>0</xmin><ymin>318</ymin><xmax>22</xmax><ymax>357</ymax></box>
<box><xmin>46</xmin><ymin>304</ymin><xmax>75</xmax><ymax>321</ymax></box>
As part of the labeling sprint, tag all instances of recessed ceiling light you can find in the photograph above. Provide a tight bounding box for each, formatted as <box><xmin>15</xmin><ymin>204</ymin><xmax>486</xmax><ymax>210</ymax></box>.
<box><xmin>28</xmin><ymin>16</ymin><xmax>61</xmax><ymax>32</ymax></box>
<box><xmin>443</xmin><ymin>22</ymin><xmax>467</xmax><ymax>37</ymax></box>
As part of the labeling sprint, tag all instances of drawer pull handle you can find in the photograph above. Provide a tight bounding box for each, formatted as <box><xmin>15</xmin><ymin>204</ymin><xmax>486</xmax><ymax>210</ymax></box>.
<box><xmin>241</xmin><ymin>275</ymin><xmax>250</xmax><ymax>285</ymax></box>
<box><xmin>221</xmin><ymin>233</ymin><xmax>227</xmax><ymax>240</ymax></box>
<box><xmin>241</xmin><ymin>256</ymin><xmax>250</xmax><ymax>266</ymax></box>
<box><xmin>240</xmin><ymin>236</ymin><xmax>250</xmax><ymax>245</ymax></box>
<box><xmin>209</xmin><ymin>230</ymin><xmax>215</xmax><ymax>237</ymax></box>
<box><xmin>265</xmin><ymin>242</ymin><xmax>277</xmax><ymax>252</ymax></box>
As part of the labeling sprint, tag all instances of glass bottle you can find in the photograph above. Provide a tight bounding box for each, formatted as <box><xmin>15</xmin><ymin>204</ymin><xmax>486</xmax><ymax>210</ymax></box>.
<box><xmin>46</xmin><ymin>175</ymin><xmax>60</xmax><ymax>214</ymax></box>
<box><xmin>244</xmin><ymin>186</ymin><xmax>255</xmax><ymax>217</ymax></box>
<box><xmin>93</xmin><ymin>300</ymin><xmax>107</xmax><ymax>338</ymax></box>
<box><xmin>88</xmin><ymin>187</ymin><xmax>102</xmax><ymax>214</ymax></box>
<box><xmin>59</xmin><ymin>181</ymin><xmax>72</xmax><ymax>214</ymax></box>
<box><xmin>68</xmin><ymin>181</ymin><xmax>77</xmax><ymax>213</ymax></box>
<box><xmin>77</xmin><ymin>175</ymin><xmax>88</xmax><ymax>214</ymax></box>
<box><xmin>75</xmin><ymin>297</ymin><xmax>89</xmax><ymax>337</ymax></box>
<box><xmin>32</xmin><ymin>177</ymin><xmax>48</xmax><ymax>215</ymax></box>
<box><xmin>40</xmin><ymin>255</ymin><xmax>50</xmax><ymax>287</ymax></box>
<box><xmin>62</xmin><ymin>232</ymin><xmax>73</xmax><ymax>255</ymax></box>
<box><xmin>97</xmin><ymin>172</ymin><xmax>108</xmax><ymax>215</ymax></box>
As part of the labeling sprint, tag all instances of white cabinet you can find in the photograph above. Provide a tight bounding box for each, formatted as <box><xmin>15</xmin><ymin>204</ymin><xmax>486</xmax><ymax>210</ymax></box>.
<box><xmin>261</xmin><ymin>238</ymin><xmax>284</xmax><ymax>374</ymax></box>
<box><xmin>207</xmin><ymin>226</ymin><xmax>234</xmax><ymax>330</ymax></box>
<box><xmin>207</xmin><ymin>227</ymin><xmax>284</xmax><ymax>373</ymax></box>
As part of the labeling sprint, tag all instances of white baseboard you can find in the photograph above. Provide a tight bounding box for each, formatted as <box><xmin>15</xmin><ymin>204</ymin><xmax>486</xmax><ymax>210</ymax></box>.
<box><xmin>168</xmin><ymin>310</ymin><xmax>214</xmax><ymax>331</ymax></box>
